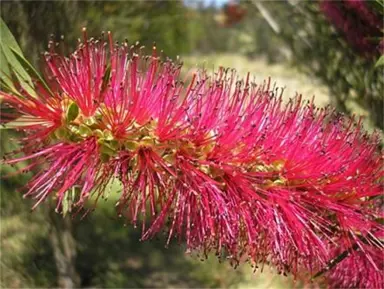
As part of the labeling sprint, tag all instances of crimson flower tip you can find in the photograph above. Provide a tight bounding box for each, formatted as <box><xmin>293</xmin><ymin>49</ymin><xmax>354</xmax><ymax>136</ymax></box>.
<box><xmin>320</xmin><ymin>0</ymin><xmax>383</xmax><ymax>57</ymax></box>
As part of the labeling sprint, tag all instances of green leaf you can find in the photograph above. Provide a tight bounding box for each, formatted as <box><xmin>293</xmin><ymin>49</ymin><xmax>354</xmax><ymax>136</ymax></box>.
<box><xmin>0</xmin><ymin>116</ymin><xmax>41</xmax><ymax>129</ymax></box>
<box><xmin>66</xmin><ymin>102</ymin><xmax>79</xmax><ymax>122</ymax></box>
<box><xmin>79</xmin><ymin>124</ymin><xmax>93</xmax><ymax>137</ymax></box>
<box><xmin>101</xmin><ymin>64</ymin><xmax>111</xmax><ymax>94</ymax></box>
<box><xmin>375</xmin><ymin>55</ymin><xmax>384</xmax><ymax>69</ymax></box>
<box><xmin>84</xmin><ymin>116</ymin><xmax>97</xmax><ymax>126</ymax></box>
<box><xmin>0</xmin><ymin>18</ymin><xmax>36</xmax><ymax>97</ymax></box>
<box><xmin>108</xmin><ymin>140</ymin><xmax>119</xmax><ymax>150</ymax></box>
<box><xmin>94</xmin><ymin>129</ymin><xmax>104</xmax><ymax>138</ymax></box>
<box><xmin>0</xmin><ymin>18</ymin><xmax>22</xmax><ymax>54</ymax></box>
<box><xmin>125</xmin><ymin>140</ymin><xmax>138</xmax><ymax>150</ymax></box>
<box><xmin>0</xmin><ymin>76</ymin><xmax>21</xmax><ymax>98</ymax></box>
<box><xmin>53</xmin><ymin>127</ymin><xmax>69</xmax><ymax>139</ymax></box>
<box><xmin>10</xmin><ymin>47</ymin><xmax>54</xmax><ymax>96</ymax></box>
<box><xmin>99</xmin><ymin>141</ymin><xmax>116</xmax><ymax>156</ymax></box>
<box><xmin>100</xmin><ymin>153</ymin><xmax>111</xmax><ymax>163</ymax></box>
<box><xmin>62</xmin><ymin>186</ymin><xmax>79</xmax><ymax>217</ymax></box>
<box><xmin>369</xmin><ymin>0</ymin><xmax>384</xmax><ymax>15</ymax></box>
<box><xmin>103</xmin><ymin>129</ymin><xmax>114</xmax><ymax>141</ymax></box>
<box><xmin>0</xmin><ymin>44</ymin><xmax>14</xmax><ymax>91</ymax></box>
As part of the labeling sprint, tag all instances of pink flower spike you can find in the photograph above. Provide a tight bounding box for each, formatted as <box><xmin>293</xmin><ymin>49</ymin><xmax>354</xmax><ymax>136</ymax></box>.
<box><xmin>1</xmin><ymin>31</ymin><xmax>383</xmax><ymax>287</ymax></box>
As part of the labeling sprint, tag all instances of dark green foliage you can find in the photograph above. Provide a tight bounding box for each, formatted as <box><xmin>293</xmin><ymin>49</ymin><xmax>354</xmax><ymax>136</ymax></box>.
<box><xmin>81</xmin><ymin>1</ymin><xmax>190</xmax><ymax>57</ymax></box>
<box><xmin>0</xmin><ymin>0</ymin><xmax>195</xmax><ymax>62</ymax></box>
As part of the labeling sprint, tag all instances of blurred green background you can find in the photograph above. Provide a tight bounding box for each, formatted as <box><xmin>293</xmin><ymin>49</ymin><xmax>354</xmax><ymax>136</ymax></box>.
<box><xmin>0</xmin><ymin>0</ymin><xmax>382</xmax><ymax>288</ymax></box>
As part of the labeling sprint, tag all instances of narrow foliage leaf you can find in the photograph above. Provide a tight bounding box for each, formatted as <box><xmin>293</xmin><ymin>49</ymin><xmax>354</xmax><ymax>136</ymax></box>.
<box><xmin>10</xmin><ymin>47</ymin><xmax>54</xmax><ymax>96</ymax></box>
<box><xmin>0</xmin><ymin>18</ymin><xmax>36</xmax><ymax>97</ymax></box>
<box><xmin>375</xmin><ymin>55</ymin><xmax>384</xmax><ymax>68</ymax></box>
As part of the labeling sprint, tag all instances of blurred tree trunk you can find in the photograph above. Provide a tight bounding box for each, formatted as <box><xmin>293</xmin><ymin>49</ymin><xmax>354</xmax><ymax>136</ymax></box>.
<box><xmin>49</xmin><ymin>209</ymin><xmax>80</xmax><ymax>289</ymax></box>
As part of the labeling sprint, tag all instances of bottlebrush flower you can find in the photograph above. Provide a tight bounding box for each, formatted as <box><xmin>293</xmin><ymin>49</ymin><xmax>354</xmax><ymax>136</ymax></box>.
<box><xmin>320</xmin><ymin>0</ymin><xmax>383</xmax><ymax>57</ymax></box>
<box><xmin>327</xmin><ymin>246</ymin><xmax>384</xmax><ymax>288</ymax></box>
<box><xmin>1</xmin><ymin>30</ymin><xmax>383</xmax><ymax>287</ymax></box>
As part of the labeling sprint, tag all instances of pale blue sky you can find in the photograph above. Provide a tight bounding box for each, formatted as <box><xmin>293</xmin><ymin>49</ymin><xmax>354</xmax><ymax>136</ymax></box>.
<box><xmin>184</xmin><ymin>0</ymin><xmax>229</xmax><ymax>8</ymax></box>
